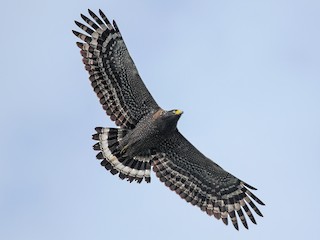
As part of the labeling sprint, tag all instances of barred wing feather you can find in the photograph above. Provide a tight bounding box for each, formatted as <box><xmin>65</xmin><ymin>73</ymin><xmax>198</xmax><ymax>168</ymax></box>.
<box><xmin>73</xmin><ymin>9</ymin><xmax>159</xmax><ymax>129</ymax></box>
<box><xmin>152</xmin><ymin>131</ymin><xmax>265</xmax><ymax>230</ymax></box>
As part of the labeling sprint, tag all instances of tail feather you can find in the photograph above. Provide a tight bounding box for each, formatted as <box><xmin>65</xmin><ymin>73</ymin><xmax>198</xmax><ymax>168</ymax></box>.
<box><xmin>92</xmin><ymin>127</ymin><xmax>152</xmax><ymax>183</ymax></box>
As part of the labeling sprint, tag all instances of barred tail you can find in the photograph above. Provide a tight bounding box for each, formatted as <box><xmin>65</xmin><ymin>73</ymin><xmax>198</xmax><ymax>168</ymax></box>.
<box><xmin>92</xmin><ymin>127</ymin><xmax>151</xmax><ymax>183</ymax></box>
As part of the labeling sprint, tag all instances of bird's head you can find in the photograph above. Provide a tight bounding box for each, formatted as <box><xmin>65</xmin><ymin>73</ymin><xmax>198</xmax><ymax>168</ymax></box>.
<box><xmin>155</xmin><ymin>109</ymin><xmax>183</xmax><ymax>133</ymax></box>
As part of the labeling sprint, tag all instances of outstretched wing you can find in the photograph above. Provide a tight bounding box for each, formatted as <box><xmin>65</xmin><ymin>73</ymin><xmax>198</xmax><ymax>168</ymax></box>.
<box><xmin>152</xmin><ymin>131</ymin><xmax>264</xmax><ymax>230</ymax></box>
<box><xmin>73</xmin><ymin>9</ymin><xmax>159</xmax><ymax>129</ymax></box>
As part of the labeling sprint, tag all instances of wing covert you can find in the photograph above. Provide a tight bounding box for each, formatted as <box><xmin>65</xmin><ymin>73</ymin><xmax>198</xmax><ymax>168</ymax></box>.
<box><xmin>73</xmin><ymin>9</ymin><xmax>159</xmax><ymax>129</ymax></box>
<box><xmin>152</xmin><ymin>131</ymin><xmax>265</xmax><ymax>230</ymax></box>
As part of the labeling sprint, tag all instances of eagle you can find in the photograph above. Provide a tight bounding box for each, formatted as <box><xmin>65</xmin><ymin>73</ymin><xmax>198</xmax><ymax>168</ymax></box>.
<box><xmin>73</xmin><ymin>9</ymin><xmax>264</xmax><ymax>230</ymax></box>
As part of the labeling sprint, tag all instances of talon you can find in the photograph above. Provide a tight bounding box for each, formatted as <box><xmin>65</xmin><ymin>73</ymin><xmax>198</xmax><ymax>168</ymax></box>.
<box><xmin>120</xmin><ymin>145</ymin><xmax>128</xmax><ymax>154</ymax></box>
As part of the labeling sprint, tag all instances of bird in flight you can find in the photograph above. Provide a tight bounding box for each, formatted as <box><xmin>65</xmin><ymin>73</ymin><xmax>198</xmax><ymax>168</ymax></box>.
<box><xmin>73</xmin><ymin>9</ymin><xmax>264</xmax><ymax>230</ymax></box>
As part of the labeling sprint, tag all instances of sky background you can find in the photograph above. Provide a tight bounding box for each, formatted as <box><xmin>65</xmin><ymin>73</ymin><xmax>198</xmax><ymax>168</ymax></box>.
<box><xmin>1</xmin><ymin>0</ymin><xmax>320</xmax><ymax>239</ymax></box>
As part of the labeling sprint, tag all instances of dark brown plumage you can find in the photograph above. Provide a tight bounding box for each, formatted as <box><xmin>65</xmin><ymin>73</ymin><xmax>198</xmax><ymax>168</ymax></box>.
<box><xmin>73</xmin><ymin>9</ymin><xmax>264</xmax><ymax>230</ymax></box>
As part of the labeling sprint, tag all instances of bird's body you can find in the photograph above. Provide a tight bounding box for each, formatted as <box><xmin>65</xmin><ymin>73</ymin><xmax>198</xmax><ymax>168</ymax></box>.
<box><xmin>73</xmin><ymin>9</ymin><xmax>265</xmax><ymax>230</ymax></box>
<box><xmin>117</xmin><ymin>109</ymin><xmax>182</xmax><ymax>158</ymax></box>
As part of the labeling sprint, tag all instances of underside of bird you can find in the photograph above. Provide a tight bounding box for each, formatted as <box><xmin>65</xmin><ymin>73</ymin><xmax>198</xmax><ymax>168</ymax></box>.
<box><xmin>92</xmin><ymin>108</ymin><xmax>183</xmax><ymax>183</ymax></box>
<box><xmin>73</xmin><ymin>9</ymin><xmax>265</xmax><ymax>230</ymax></box>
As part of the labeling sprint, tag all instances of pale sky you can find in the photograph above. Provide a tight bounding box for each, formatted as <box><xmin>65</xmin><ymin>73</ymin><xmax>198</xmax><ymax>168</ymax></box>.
<box><xmin>1</xmin><ymin>1</ymin><xmax>320</xmax><ymax>239</ymax></box>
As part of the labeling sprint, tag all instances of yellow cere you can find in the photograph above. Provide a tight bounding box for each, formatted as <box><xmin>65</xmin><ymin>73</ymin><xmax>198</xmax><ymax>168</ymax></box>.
<box><xmin>174</xmin><ymin>109</ymin><xmax>183</xmax><ymax>115</ymax></box>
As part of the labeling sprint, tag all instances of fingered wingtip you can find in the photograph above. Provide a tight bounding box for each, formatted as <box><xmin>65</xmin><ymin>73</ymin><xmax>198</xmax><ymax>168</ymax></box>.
<box><xmin>76</xmin><ymin>42</ymin><xmax>83</xmax><ymax>48</ymax></box>
<box><xmin>72</xmin><ymin>30</ymin><xmax>81</xmax><ymax>37</ymax></box>
<box><xmin>99</xmin><ymin>9</ymin><xmax>105</xmax><ymax>18</ymax></box>
<box><xmin>88</xmin><ymin>9</ymin><xmax>95</xmax><ymax>17</ymax></box>
<box><xmin>72</xmin><ymin>30</ymin><xmax>81</xmax><ymax>39</ymax></box>
<box><xmin>74</xmin><ymin>20</ymin><xmax>81</xmax><ymax>27</ymax></box>
<box><xmin>243</xmin><ymin>181</ymin><xmax>257</xmax><ymax>190</ymax></box>
<box><xmin>222</xmin><ymin>217</ymin><xmax>228</xmax><ymax>226</ymax></box>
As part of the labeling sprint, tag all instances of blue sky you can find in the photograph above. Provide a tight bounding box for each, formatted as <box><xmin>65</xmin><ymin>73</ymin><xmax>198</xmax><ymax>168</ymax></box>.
<box><xmin>1</xmin><ymin>0</ymin><xmax>320</xmax><ymax>239</ymax></box>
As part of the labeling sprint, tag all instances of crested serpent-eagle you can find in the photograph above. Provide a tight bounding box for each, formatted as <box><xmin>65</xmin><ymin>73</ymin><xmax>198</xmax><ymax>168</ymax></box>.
<box><xmin>72</xmin><ymin>9</ymin><xmax>265</xmax><ymax>230</ymax></box>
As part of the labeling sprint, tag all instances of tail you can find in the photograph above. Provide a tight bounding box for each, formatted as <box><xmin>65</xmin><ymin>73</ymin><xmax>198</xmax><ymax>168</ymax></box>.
<box><xmin>92</xmin><ymin>127</ymin><xmax>151</xmax><ymax>183</ymax></box>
